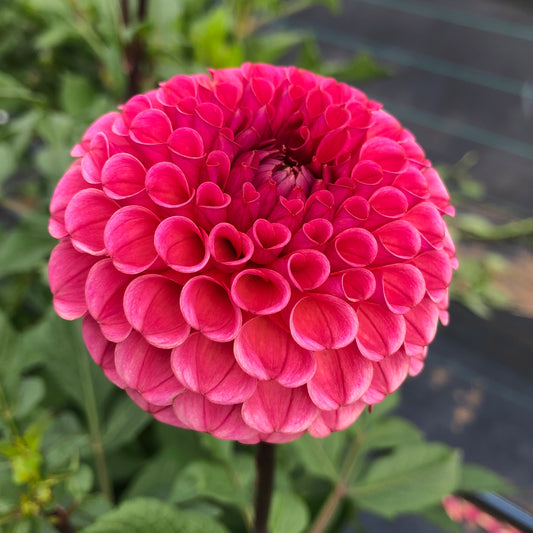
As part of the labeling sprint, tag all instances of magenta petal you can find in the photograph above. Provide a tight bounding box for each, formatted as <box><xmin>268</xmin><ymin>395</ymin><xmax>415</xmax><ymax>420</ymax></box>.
<box><xmin>208</xmin><ymin>223</ymin><xmax>254</xmax><ymax>269</ymax></box>
<box><xmin>101</xmin><ymin>153</ymin><xmax>146</xmax><ymax>199</ymax></box>
<box><xmin>231</xmin><ymin>268</ymin><xmax>291</xmax><ymax>314</ymax></box>
<box><xmin>351</xmin><ymin>160</ymin><xmax>383</xmax><ymax>185</ymax></box>
<box><xmin>308</xmin><ymin>402</ymin><xmax>366</xmax><ymax>438</ymax></box>
<box><xmin>82</xmin><ymin>315</ymin><xmax>126</xmax><ymax>388</ymax></box>
<box><xmin>124</xmin><ymin>274</ymin><xmax>190</xmax><ymax>348</ymax></box>
<box><xmin>115</xmin><ymin>331</ymin><xmax>183</xmax><ymax>404</ymax></box>
<box><xmin>369</xmin><ymin>186</ymin><xmax>408</xmax><ymax>219</ymax></box>
<box><xmin>307</xmin><ymin>344</ymin><xmax>373</xmax><ymax>410</ymax></box>
<box><xmin>154</xmin><ymin>216</ymin><xmax>209</xmax><ymax>273</ymax></box>
<box><xmin>330</xmin><ymin>228</ymin><xmax>377</xmax><ymax>268</ymax></box>
<box><xmin>130</xmin><ymin>109</ymin><xmax>172</xmax><ymax>144</ymax></box>
<box><xmin>286</xmin><ymin>219</ymin><xmax>333</xmax><ymax>253</ymax></box>
<box><xmin>65</xmin><ymin>190</ymin><xmax>119</xmax><ymax>255</ymax></box>
<box><xmin>378</xmin><ymin>263</ymin><xmax>426</xmax><ymax>314</ymax></box>
<box><xmin>48</xmin><ymin>241</ymin><xmax>99</xmax><ymax>319</ymax></box>
<box><xmin>171</xmin><ymin>332</ymin><xmax>256</xmax><ymax>404</ymax></box>
<box><xmin>234</xmin><ymin>316</ymin><xmax>316</xmax><ymax>387</ymax></box>
<box><xmin>180</xmin><ymin>275</ymin><xmax>242</xmax><ymax>341</ymax></box>
<box><xmin>404</xmin><ymin>297</ymin><xmax>440</xmax><ymax>347</ymax></box>
<box><xmin>104</xmin><ymin>206</ymin><xmax>159</xmax><ymax>274</ymax></box>
<box><xmin>242</xmin><ymin>382</ymin><xmax>319</xmax><ymax>434</ymax></box>
<box><xmin>375</xmin><ymin>220</ymin><xmax>421</xmax><ymax>260</ymax></box>
<box><xmin>359</xmin><ymin>136</ymin><xmax>407</xmax><ymax>173</ymax></box>
<box><xmin>290</xmin><ymin>294</ymin><xmax>358</xmax><ymax>350</ymax></box>
<box><xmin>146</xmin><ymin>162</ymin><xmax>194</xmax><ymax>209</ymax></box>
<box><xmin>85</xmin><ymin>259</ymin><xmax>132</xmax><ymax>342</ymax></box>
<box><xmin>195</xmin><ymin>181</ymin><xmax>231</xmax><ymax>229</ymax></box>
<box><xmin>285</xmin><ymin>250</ymin><xmax>330</xmax><ymax>291</ymax></box>
<box><xmin>410</xmin><ymin>250</ymin><xmax>452</xmax><ymax>301</ymax></box>
<box><xmin>403</xmin><ymin>202</ymin><xmax>446</xmax><ymax>248</ymax></box>
<box><xmin>373</xmin><ymin>349</ymin><xmax>410</xmax><ymax>396</ymax></box>
<box><xmin>249</xmin><ymin>219</ymin><xmax>291</xmax><ymax>264</ymax></box>
<box><xmin>81</xmin><ymin>132</ymin><xmax>109</xmax><ymax>184</ymax></box>
<box><xmin>356</xmin><ymin>302</ymin><xmax>406</xmax><ymax>361</ymax></box>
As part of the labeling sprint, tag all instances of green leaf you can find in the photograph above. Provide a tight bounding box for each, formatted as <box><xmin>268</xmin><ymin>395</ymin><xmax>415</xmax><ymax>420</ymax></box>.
<box><xmin>420</xmin><ymin>503</ymin><xmax>462</xmax><ymax>533</ymax></box>
<box><xmin>60</xmin><ymin>73</ymin><xmax>96</xmax><ymax>116</ymax></box>
<box><xmin>360</xmin><ymin>417</ymin><xmax>423</xmax><ymax>451</ymax></box>
<box><xmin>268</xmin><ymin>491</ymin><xmax>310</xmax><ymax>533</ymax></box>
<box><xmin>351</xmin><ymin>443</ymin><xmax>461</xmax><ymax>517</ymax></box>
<box><xmin>0</xmin><ymin>311</ymin><xmax>21</xmax><ymax>401</ymax></box>
<box><xmin>82</xmin><ymin>498</ymin><xmax>230</xmax><ymax>533</ymax></box>
<box><xmin>0</xmin><ymin>143</ymin><xmax>17</xmax><ymax>185</ymax></box>
<box><xmin>66</xmin><ymin>463</ymin><xmax>94</xmax><ymax>500</ymax></box>
<box><xmin>458</xmin><ymin>464</ymin><xmax>514</xmax><ymax>494</ymax></box>
<box><xmin>101</xmin><ymin>395</ymin><xmax>151</xmax><ymax>452</ymax></box>
<box><xmin>0</xmin><ymin>213</ymin><xmax>54</xmax><ymax>277</ymax></box>
<box><xmin>14</xmin><ymin>376</ymin><xmax>46</xmax><ymax>420</ymax></box>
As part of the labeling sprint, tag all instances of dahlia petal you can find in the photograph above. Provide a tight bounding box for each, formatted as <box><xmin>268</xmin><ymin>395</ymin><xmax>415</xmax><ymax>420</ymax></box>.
<box><xmin>123</xmin><ymin>274</ymin><xmax>190</xmax><ymax>348</ymax></box>
<box><xmin>168</xmin><ymin>128</ymin><xmax>205</xmax><ymax>187</ymax></box>
<box><xmin>286</xmin><ymin>219</ymin><xmax>333</xmax><ymax>252</ymax></box>
<box><xmin>356</xmin><ymin>302</ymin><xmax>406</xmax><ymax>360</ymax></box>
<box><xmin>145</xmin><ymin>161</ymin><xmax>194</xmax><ymax>210</ymax></box>
<box><xmin>393</xmin><ymin>166</ymin><xmax>429</xmax><ymax>202</ymax></box>
<box><xmin>378</xmin><ymin>263</ymin><xmax>426</xmax><ymax>314</ymax></box>
<box><xmin>64</xmin><ymin>190</ymin><xmax>118</xmax><ymax>256</ymax></box>
<box><xmin>375</xmin><ymin>220</ymin><xmax>421</xmax><ymax>261</ymax></box>
<box><xmin>332</xmin><ymin>196</ymin><xmax>370</xmax><ymax>234</ymax></box>
<box><xmin>366</xmin><ymin>110</ymin><xmax>402</xmax><ymax>140</ymax></box>
<box><xmin>403</xmin><ymin>202</ymin><xmax>446</xmax><ymax>248</ymax></box>
<box><xmin>231</xmin><ymin>268</ymin><xmax>291</xmax><ymax>314</ymax></box>
<box><xmin>115</xmin><ymin>331</ymin><xmax>183</xmax><ymax>404</ymax></box>
<box><xmin>282</xmin><ymin>249</ymin><xmax>331</xmax><ymax>291</ymax></box>
<box><xmin>411</xmin><ymin>251</ymin><xmax>452</xmax><ymax>302</ymax></box>
<box><xmin>195</xmin><ymin>181</ymin><xmax>231</xmax><ymax>229</ymax></box>
<box><xmin>101</xmin><ymin>153</ymin><xmax>146</xmax><ymax>199</ymax></box>
<box><xmin>351</xmin><ymin>160</ymin><xmax>383</xmax><ymax>185</ymax></box>
<box><xmin>104</xmin><ymin>206</ymin><xmax>160</xmax><ymax>274</ymax></box>
<box><xmin>242</xmin><ymin>382</ymin><xmax>319</xmax><ymax>434</ymax></box>
<box><xmin>48</xmin><ymin>241</ymin><xmax>99</xmax><ymax>319</ymax></box>
<box><xmin>154</xmin><ymin>216</ymin><xmax>209</xmax><ymax>273</ymax></box>
<box><xmin>268</xmin><ymin>197</ymin><xmax>304</xmax><ymax>233</ymax></box>
<box><xmin>424</xmin><ymin>167</ymin><xmax>454</xmax><ymax>215</ymax></box>
<box><xmin>234</xmin><ymin>316</ymin><xmax>316</xmax><ymax>387</ymax></box>
<box><xmin>369</xmin><ymin>186</ymin><xmax>408</xmax><ymax>220</ymax></box>
<box><xmin>173</xmin><ymin>391</ymin><xmax>259</xmax><ymax>442</ymax></box>
<box><xmin>152</xmin><ymin>404</ymin><xmax>190</xmax><ymax>429</ymax></box>
<box><xmin>72</xmin><ymin>111</ymin><xmax>120</xmax><ymax>156</ymax></box>
<box><xmin>130</xmin><ymin>109</ymin><xmax>172</xmax><ymax>145</ymax></box>
<box><xmin>290</xmin><ymin>294</ymin><xmax>358</xmax><ymax>350</ymax></box>
<box><xmin>171</xmin><ymin>333</ymin><xmax>256</xmax><ymax>404</ymax></box>
<box><xmin>180</xmin><ymin>275</ymin><xmax>242</xmax><ymax>341</ymax></box>
<box><xmin>404</xmin><ymin>297</ymin><xmax>440</xmax><ymax>347</ymax></box>
<box><xmin>82</xmin><ymin>315</ymin><xmax>126</xmax><ymax>388</ymax></box>
<box><xmin>308</xmin><ymin>402</ymin><xmax>366</xmax><ymax>438</ymax></box>
<box><xmin>308</xmin><ymin>344</ymin><xmax>373</xmax><ymax>410</ymax></box>
<box><xmin>157</xmin><ymin>75</ymin><xmax>198</xmax><ymax>106</ymax></box>
<box><xmin>113</xmin><ymin>94</ymin><xmax>152</xmax><ymax>135</ymax></box>
<box><xmin>316</xmin><ymin>128</ymin><xmax>349</xmax><ymax>163</ymax></box>
<box><xmin>365</xmin><ymin>349</ymin><xmax>410</xmax><ymax>403</ymax></box>
<box><xmin>303</xmin><ymin>190</ymin><xmax>335</xmax><ymax>222</ymax></box>
<box><xmin>208</xmin><ymin>223</ymin><xmax>254</xmax><ymax>269</ymax></box>
<box><xmin>49</xmin><ymin>161</ymin><xmax>87</xmax><ymax>239</ymax></box>
<box><xmin>81</xmin><ymin>132</ymin><xmax>109</xmax><ymax>184</ymax></box>
<box><xmin>249</xmin><ymin>219</ymin><xmax>291</xmax><ymax>264</ymax></box>
<box><xmin>193</xmin><ymin>102</ymin><xmax>225</xmax><ymax>149</ymax></box>
<box><xmin>85</xmin><ymin>258</ymin><xmax>132</xmax><ymax>342</ymax></box>
<box><xmin>359</xmin><ymin>136</ymin><xmax>407</xmax><ymax>173</ymax></box>
<box><xmin>329</xmin><ymin>228</ymin><xmax>378</xmax><ymax>269</ymax></box>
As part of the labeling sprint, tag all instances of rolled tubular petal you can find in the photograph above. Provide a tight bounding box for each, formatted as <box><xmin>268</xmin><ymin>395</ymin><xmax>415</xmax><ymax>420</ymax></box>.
<box><xmin>283</xmin><ymin>249</ymin><xmax>331</xmax><ymax>291</ymax></box>
<box><xmin>249</xmin><ymin>219</ymin><xmax>291</xmax><ymax>264</ymax></box>
<box><xmin>104</xmin><ymin>206</ymin><xmax>159</xmax><ymax>274</ymax></box>
<box><xmin>171</xmin><ymin>333</ymin><xmax>256</xmax><ymax>404</ymax></box>
<box><xmin>329</xmin><ymin>227</ymin><xmax>378</xmax><ymax>269</ymax></box>
<box><xmin>154</xmin><ymin>216</ymin><xmax>209</xmax><ymax>273</ymax></box>
<box><xmin>231</xmin><ymin>268</ymin><xmax>291</xmax><ymax>314</ymax></box>
<box><xmin>208</xmin><ymin>222</ymin><xmax>254</xmax><ymax>269</ymax></box>
<box><xmin>101</xmin><ymin>153</ymin><xmax>146</xmax><ymax>199</ymax></box>
<box><xmin>234</xmin><ymin>316</ymin><xmax>316</xmax><ymax>387</ymax></box>
<box><xmin>146</xmin><ymin>162</ymin><xmax>194</xmax><ymax>210</ymax></box>
<box><xmin>242</xmin><ymin>381</ymin><xmax>319</xmax><ymax>434</ymax></box>
<box><xmin>124</xmin><ymin>274</ymin><xmax>190</xmax><ymax>348</ymax></box>
<box><xmin>308</xmin><ymin>344</ymin><xmax>373</xmax><ymax>410</ymax></box>
<box><xmin>290</xmin><ymin>294</ymin><xmax>358</xmax><ymax>350</ymax></box>
<box><xmin>180</xmin><ymin>275</ymin><xmax>242</xmax><ymax>341</ymax></box>
<box><xmin>377</xmin><ymin>263</ymin><xmax>426</xmax><ymax>314</ymax></box>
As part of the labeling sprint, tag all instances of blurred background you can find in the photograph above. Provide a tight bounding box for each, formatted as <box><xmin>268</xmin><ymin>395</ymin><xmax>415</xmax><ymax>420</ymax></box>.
<box><xmin>0</xmin><ymin>1</ymin><xmax>531</xmax><ymax>532</ymax></box>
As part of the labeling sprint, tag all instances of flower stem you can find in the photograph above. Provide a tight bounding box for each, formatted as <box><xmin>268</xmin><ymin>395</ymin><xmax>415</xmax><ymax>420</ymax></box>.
<box><xmin>253</xmin><ymin>442</ymin><xmax>276</xmax><ymax>533</ymax></box>
<box><xmin>308</xmin><ymin>436</ymin><xmax>362</xmax><ymax>533</ymax></box>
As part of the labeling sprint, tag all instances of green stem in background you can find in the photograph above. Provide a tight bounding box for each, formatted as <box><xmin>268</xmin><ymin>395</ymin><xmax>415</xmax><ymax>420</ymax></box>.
<box><xmin>78</xmin><ymin>348</ymin><xmax>113</xmax><ymax>503</ymax></box>
<box><xmin>253</xmin><ymin>442</ymin><xmax>276</xmax><ymax>533</ymax></box>
<box><xmin>308</xmin><ymin>436</ymin><xmax>362</xmax><ymax>533</ymax></box>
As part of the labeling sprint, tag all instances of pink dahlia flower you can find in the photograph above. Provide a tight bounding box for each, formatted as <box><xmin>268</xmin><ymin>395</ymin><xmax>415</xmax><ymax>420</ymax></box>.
<box><xmin>48</xmin><ymin>63</ymin><xmax>457</xmax><ymax>444</ymax></box>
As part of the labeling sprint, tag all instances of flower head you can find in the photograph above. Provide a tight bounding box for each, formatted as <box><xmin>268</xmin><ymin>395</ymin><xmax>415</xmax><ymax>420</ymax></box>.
<box><xmin>49</xmin><ymin>63</ymin><xmax>457</xmax><ymax>443</ymax></box>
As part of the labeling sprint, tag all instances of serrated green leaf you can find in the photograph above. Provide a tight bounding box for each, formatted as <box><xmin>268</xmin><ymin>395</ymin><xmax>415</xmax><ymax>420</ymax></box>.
<box><xmin>351</xmin><ymin>443</ymin><xmax>461</xmax><ymax>517</ymax></box>
<box><xmin>82</xmin><ymin>498</ymin><xmax>230</xmax><ymax>533</ymax></box>
<box><xmin>268</xmin><ymin>491</ymin><xmax>310</xmax><ymax>533</ymax></box>
<box><xmin>101</xmin><ymin>395</ymin><xmax>151</xmax><ymax>452</ymax></box>
<box><xmin>458</xmin><ymin>464</ymin><xmax>514</xmax><ymax>494</ymax></box>
<box><xmin>0</xmin><ymin>213</ymin><xmax>54</xmax><ymax>277</ymax></box>
<box><xmin>360</xmin><ymin>417</ymin><xmax>422</xmax><ymax>451</ymax></box>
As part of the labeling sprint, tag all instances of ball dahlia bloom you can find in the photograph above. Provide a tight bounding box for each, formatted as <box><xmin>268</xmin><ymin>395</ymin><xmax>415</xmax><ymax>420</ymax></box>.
<box><xmin>48</xmin><ymin>63</ymin><xmax>457</xmax><ymax>444</ymax></box>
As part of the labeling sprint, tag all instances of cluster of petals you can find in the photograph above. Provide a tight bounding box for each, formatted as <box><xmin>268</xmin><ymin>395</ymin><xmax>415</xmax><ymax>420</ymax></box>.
<box><xmin>48</xmin><ymin>63</ymin><xmax>457</xmax><ymax>444</ymax></box>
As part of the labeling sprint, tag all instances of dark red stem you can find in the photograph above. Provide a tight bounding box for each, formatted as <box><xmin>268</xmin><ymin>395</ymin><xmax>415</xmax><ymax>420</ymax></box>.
<box><xmin>253</xmin><ymin>442</ymin><xmax>276</xmax><ymax>533</ymax></box>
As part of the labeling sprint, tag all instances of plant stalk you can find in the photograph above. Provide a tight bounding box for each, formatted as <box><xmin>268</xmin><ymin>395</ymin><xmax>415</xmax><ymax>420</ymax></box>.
<box><xmin>253</xmin><ymin>442</ymin><xmax>276</xmax><ymax>533</ymax></box>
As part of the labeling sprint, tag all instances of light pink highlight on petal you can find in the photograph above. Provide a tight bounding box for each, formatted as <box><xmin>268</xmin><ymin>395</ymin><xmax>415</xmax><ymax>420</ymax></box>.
<box><xmin>356</xmin><ymin>302</ymin><xmax>406</xmax><ymax>361</ymax></box>
<box><xmin>115</xmin><ymin>331</ymin><xmax>183</xmax><ymax>405</ymax></box>
<box><xmin>308</xmin><ymin>344</ymin><xmax>373</xmax><ymax>410</ymax></box>
<box><xmin>234</xmin><ymin>316</ymin><xmax>316</xmax><ymax>387</ymax></box>
<box><xmin>180</xmin><ymin>275</ymin><xmax>242</xmax><ymax>341</ymax></box>
<box><xmin>231</xmin><ymin>268</ymin><xmax>291</xmax><ymax>314</ymax></box>
<box><xmin>48</xmin><ymin>241</ymin><xmax>99</xmax><ymax>320</ymax></box>
<box><xmin>171</xmin><ymin>333</ymin><xmax>256</xmax><ymax>404</ymax></box>
<box><xmin>124</xmin><ymin>274</ymin><xmax>190</xmax><ymax>348</ymax></box>
<box><xmin>290</xmin><ymin>294</ymin><xmax>358</xmax><ymax>350</ymax></box>
<box><xmin>242</xmin><ymin>382</ymin><xmax>319</xmax><ymax>434</ymax></box>
<box><xmin>65</xmin><ymin>189</ymin><xmax>119</xmax><ymax>255</ymax></box>
<box><xmin>154</xmin><ymin>216</ymin><xmax>209</xmax><ymax>273</ymax></box>
<box><xmin>104</xmin><ymin>206</ymin><xmax>159</xmax><ymax>274</ymax></box>
<box><xmin>101</xmin><ymin>153</ymin><xmax>146</xmax><ymax>199</ymax></box>
<box><xmin>85</xmin><ymin>258</ymin><xmax>132</xmax><ymax>342</ymax></box>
